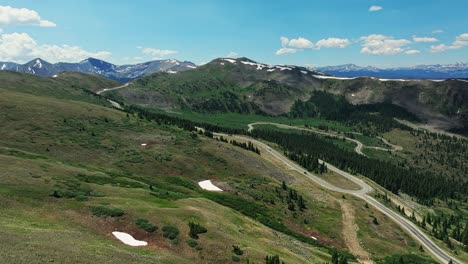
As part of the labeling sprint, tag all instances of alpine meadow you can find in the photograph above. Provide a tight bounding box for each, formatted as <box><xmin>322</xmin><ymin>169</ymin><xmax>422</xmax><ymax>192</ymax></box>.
<box><xmin>0</xmin><ymin>1</ymin><xmax>467</xmax><ymax>264</ymax></box>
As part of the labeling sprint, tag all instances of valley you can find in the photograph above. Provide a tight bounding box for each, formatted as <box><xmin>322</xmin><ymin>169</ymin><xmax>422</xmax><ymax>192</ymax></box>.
<box><xmin>1</xmin><ymin>59</ymin><xmax>467</xmax><ymax>264</ymax></box>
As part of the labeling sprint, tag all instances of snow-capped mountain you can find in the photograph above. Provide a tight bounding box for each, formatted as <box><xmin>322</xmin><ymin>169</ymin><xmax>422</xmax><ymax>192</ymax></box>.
<box><xmin>0</xmin><ymin>58</ymin><xmax>197</xmax><ymax>82</ymax></box>
<box><xmin>316</xmin><ymin>63</ymin><xmax>468</xmax><ymax>79</ymax></box>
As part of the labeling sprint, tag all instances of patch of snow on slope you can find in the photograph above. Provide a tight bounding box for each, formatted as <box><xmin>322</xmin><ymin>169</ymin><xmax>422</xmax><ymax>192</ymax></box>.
<box><xmin>222</xmin><ymin>58</ymin><xmax>236</xmax><ymax>64</ymax></box>
<box><xmin>167</xmin><ymin>70</ymin><xmax>177</xmax><ymax>74</ymax></box>
<box><xmin>112</xmin><ymin>232</ymin><xmax>147</xmax><ymax>246</ymax></box>
<box><xmin>301</xmin><ymin>70</ymin><xmax>308</xmax><ymax>74</ymax></box>
<box><xmin>267</xmin><ymin>68</ymin><xmax>275</xmax><ymax>72</ymax></box>
<box><xmin>186</xmin><ymin>65</ymin><xmax>197</xmax><ymax>69</ymax></box>
<box><xmin>313</xmin><ymin>75</ymin><xmax>356</xmax><ymax>80</ymax></box>
<box><xmin>240</xmin><ymin>61</ymin><xmax>267</xmax><ymax>70</ymax></box>
<box><xmin>275</xmin><ymin>66</ymin><xmax>292</xmax><ymax>71</ymax></box>
<box><xmin>198</xmin><ymin>180</ymin><xmax>223</xmax><ymax>191</ymax></box>
<box><xmin>1</xmin><ymin>64</ymin><xmax>5</xmax><ymax>70</ymax></box>
<box><xmin>457</xmin><ymin>79</ymin><xmax>468</xmax><ymax>83</ymax></box>
<box><xmin>34</xmin><ymin>59</ymin><xmax>43</xmax><ymax>68</ymax></box>
<box><xmin>52</xmin><ymin>74</ymin><xmax>58</xmax><ymax>78</ymax></box>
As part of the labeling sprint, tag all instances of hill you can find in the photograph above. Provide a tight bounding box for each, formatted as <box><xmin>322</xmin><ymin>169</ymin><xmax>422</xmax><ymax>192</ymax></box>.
<box><xmin>107</xmin><ymin>57</ymin><xmax>468</xmax><ymax>132</ymax></box>
<box><xmin>0</xmin><ymin>71</ymin><xmax>439</xmax><ymax>263</ymax></box>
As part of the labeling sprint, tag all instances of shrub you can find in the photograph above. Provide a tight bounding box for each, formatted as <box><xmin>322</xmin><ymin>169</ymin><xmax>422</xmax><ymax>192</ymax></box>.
<box><xmin>188</xmin><ymin>222</ymin><xmax>207</xmax><ymax>239</ymax></box>
<box><xmin>162</xmin><ymin>225</ymin><xmax>179</xmax><ymax>240</ymax></box>
<box><xmin>186</xmin><ymin>238</ymin><xmax>198</xmax><ymax>248</ymax></box>
<box><xmin>136</xmin><ymin>219</ymin><xmax>158</xmax><ymax>233</ymax></box>
<box><xmin>90</xmin><ymin>206</ymin><xmax>124</xmax><ymax>217</ymax></box>
<box><xmin>195</xmin><ymin>245</ymin><xmax>203</xmax><ymax>251</ymax></box>
<box><xmin>231</xmin><ymin>255</ymin><xmax>240</xmax><ymax>262</ymax></box>
<box><xmin>232</xmin><ymin>245</ymin><xmax>244</xmax><ymax>255</ymax></box>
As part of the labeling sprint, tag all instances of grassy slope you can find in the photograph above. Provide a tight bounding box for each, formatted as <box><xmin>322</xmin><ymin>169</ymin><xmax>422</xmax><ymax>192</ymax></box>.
<box><xmin>0</xmin><ymin>72</ymin><xmax>440</xmax><ymax>263</ymax></box>
<box><xmin>1</xmin><ymin>88</ymin><xmax>335</xmax><ymax>263</ymax></box>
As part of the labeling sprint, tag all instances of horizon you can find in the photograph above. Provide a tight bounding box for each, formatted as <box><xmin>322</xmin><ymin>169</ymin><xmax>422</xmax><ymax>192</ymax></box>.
<box><xmin>0</xmin><ymin>1</ymin><xmax>468</xmax><ymax>67</ymax></box>
<box><xmin>3</xmin><ymin>56</ymin><xmax>468</xmax><ymax>70</ymax></box>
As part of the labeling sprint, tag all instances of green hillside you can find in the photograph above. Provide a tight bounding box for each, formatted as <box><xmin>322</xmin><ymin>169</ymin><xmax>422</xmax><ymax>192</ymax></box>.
<box><xmin>0</xmin><ymin>72</ymin><xmax>439</xmax><ymax>263</ymax></box>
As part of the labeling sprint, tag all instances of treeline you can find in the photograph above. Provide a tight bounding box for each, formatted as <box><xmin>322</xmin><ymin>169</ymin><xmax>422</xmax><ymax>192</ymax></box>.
<box><xmin>250</xmin><ymin>128</ymin><xmax>467</xmax><ymax>201</ymax></box>
<box><xmin>123</xmin><ymin>104</ymin><xmax>466</xmax><ymax>201</ymax></box>
<box><xmin>286</xmin><ymin>152</ymin><xmax>327</xmax><ymax>174</ymax></box>
<box><xmin>125</xmin><ymin>105</ymin><xmax>245</xmax><ymax>135</ymax></box>
<box><xmin>289</xmin><ymin>91</ymin><xmax>417</xmax><ymax>134</ymax></box>
<box><xmin>277</xmin><ymin>181</ymin><xmax>307</xmax><ymax>212</ymax></box>
<box><xmin>217</xmin><ymin>136</ymin><xmax>260</xmax><ymax>155</ymax></box>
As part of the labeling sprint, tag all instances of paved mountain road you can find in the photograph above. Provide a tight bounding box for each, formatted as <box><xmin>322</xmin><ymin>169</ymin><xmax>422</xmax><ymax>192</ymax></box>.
<box><xmin>247</xmin><ymin>122</ymin><xmax>402</xmax><ymax>155</ymax></box>
<box><xmin>216</xmin><ymin>131</ymin><xmax>460</xmax><ymax>264</ymax></box>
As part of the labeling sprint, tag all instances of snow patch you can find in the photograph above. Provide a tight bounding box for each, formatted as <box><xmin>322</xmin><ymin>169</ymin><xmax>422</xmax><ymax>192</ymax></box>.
<box><xmin>112</xmin><ymin>232</ymin><xmax>147</xmax><ymax>246</ymax></box>
<box><xmin>267</xmin><ymin>68</ymin><xmax>275</xmax><ymax>72</ymax></box>
<box><xmin>301</xmin><ymin>70</ymin><xmax>308</xmax><ymax>74</ymax></box>
<box><xmin>240</xmin><ymin>61</ymin><xmax>267</xmax><ymax>70</ymax></box>
<box><xmin>275</xmin><ymin>66</ymin><xmax>292</xmax><ymax>71</ymax></box>
<box><xmin>220</xmin><ymin>62</ymin><xmax>225</xmax><ymax>65</ymax></box>
<box><xmin>33</xmin><ymin>59</ymin><xmax>43</xmax><ymax>68</ymax></box>
<box><xmin>167</xmin><ymin>70</ymin><xmax>177</xmax><ymax>74</ymax></box>
<box><xmin>1</xmin><ymin>64</ymin><xmax>6</xmax><ymax>70</ymax></box>
<box><xmin>313</xmin><ymin>75</ymin><xmax>356</xmax><ymax>80</ymax></box>
<box><xmin>141</xmin><ymin>143</ymin><xmax>147</xmax><ymax>146</ymax></box>
<box><xmin>378</xmin><ymin>78</ymin><xmax>409</xmax><ymax>82</ymax></box>
<box><xmin>457</xmin><ymin>79</ymin><xmax>468</xmax><ymax>83</ymax></box>
<box><xmin>198</xmin><ymin>180</ymin><xmax>223</xmax><ymax>192</ymax></box>
<box><xmin>186</xmin><ymin>65</ymin><xmax>197</xmax><ymax>69</ymax></box>
<box><xmin>222</xmin><ymin>58</ymin><xmax>237</xmax><ymax>64</ymax></box>
<box><xmin>52</xmin><ymin>74</ymin><xmax>58</xmax><ymax>78</ymax></box>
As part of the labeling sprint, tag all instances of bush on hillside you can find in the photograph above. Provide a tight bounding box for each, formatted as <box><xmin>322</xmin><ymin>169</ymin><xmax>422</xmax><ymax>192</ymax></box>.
<box><xmin>90</xmin><ymin>206</ymin><xmax>124</xmax><ymax>217</ymax></box>
<box><xmin>162</xmin><ymin>225</ymin><xmax>179</xmax><ymax>240</ymax></box>
<box><xmin>136</xmin><ymin>218</ymin><xmax>158</xmax><ymax>233</ymax></box>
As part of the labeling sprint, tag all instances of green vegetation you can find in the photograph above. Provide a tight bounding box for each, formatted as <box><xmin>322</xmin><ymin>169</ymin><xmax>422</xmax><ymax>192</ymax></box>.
<box><xmin>188</xmin><ymin>222</ymin><xmax>207</xmax><ymax>239</ymax></box>
<box><xmin>162</xmin><ymin>225</ymin><xmax>180</xmax><ymax>240</ymax></box>
<box><xmin>186</xmin><ymin>238</ymin><xmax>198</xmax><ymax>248</ymax></box>
<box><xmin>376</xmin><ymin>254</ymin><xmax>437</xmax><ymax>264</ymax></box>
<box><xmin>136</xmin><ymin>219</ymin><xmax>158</xmax><ymax>233</ymax></box>
<box><xmin>0</xmin><ymin>71</ymin><xmax>450</xmax><ymax>263</ymax></box>
<box><xmin>90</xmin><ymin>206</ymin><xmax>124</xmax><ymax>217</ymax></box>
<box><xmin>290</xmin><ymin>91</ymin><xmax>418</xmax><ymax>135</ymax></box>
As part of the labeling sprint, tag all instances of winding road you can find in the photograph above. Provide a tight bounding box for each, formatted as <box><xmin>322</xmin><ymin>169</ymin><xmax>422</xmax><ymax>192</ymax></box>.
<box><xmin>247</xmin><ymin>122</ymin><xmax>402</xmax><ymax>156</ymax></box>
<box><xmin>94</xmin><ymin>82</ymin><xmax>458</xmax><ymax>263</ymax></box>
<box><xmin>96</xmin><ymin>82</ymin><xmax>130</xmax><ymax>95</ymax></box>
<box><xmin>215</xmin><ymin>129</ymin><xmax>460</xmax><ymax>264</ymax></box>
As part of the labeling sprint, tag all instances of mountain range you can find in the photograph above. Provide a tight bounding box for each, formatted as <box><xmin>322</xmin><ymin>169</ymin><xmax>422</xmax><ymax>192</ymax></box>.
<box><xmin>107</xmin><ymin>57</ymin><xmax>468</xmax><ymax>132</ymax></box>
<box><xmin>0</xmin><ymin>58</ymin><xmax>197</xmax><ymax>82</ymax></box>
<box><xmin>316</xmin><ymin>63</ymin><xmax>468</xmax><ymax>79</ymax></box>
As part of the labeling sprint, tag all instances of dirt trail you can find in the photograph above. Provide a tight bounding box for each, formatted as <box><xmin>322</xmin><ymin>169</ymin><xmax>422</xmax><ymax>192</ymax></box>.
<box><xmin>339</xmin><ymin>201</ymin><xmax>373</xmax><ymax>264</ymax></box>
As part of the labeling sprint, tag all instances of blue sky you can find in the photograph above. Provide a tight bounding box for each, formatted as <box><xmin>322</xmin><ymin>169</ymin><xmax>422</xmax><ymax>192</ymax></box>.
<box><xmin>0</xmin><ymin>0</ymin><xmax>467</xmax><ymax>67</ymax></box>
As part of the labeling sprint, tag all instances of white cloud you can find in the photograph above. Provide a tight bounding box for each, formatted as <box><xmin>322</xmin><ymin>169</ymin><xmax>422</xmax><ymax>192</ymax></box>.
<box><xmin>140</xmin><ymin>47</ymin><xmax>178</xmax><ymax>57</ymax></box>
<box><xmin>316</xmin><ymin>38</ymin><xmax>350</xmax><ymax>48</ymax></box>
<box><xmin>280</xmin><ymin>36</ymin><xmax>289</xmax><ymax>47</ymax></box>
<box><xmin>276</xmin><ymin>36</ymin><xmax>351</xmax><ymax>55</ymax></box>
<box><xmin>0</xmin><ymin>5</ymin><xmax>56</xmax><ymax>27</ymax></box>
<box><xmin>430</xmin><ymin>33</ymin><xmax>468</xmax><ymax>53</ymax></box>
<box><xmin>369</xmin><ymin>6</ymin><xmax>383</xmax><ymax>12</ymax></box>
<box><xmin>412</xmin><ymin>35</ymin><xmax>438</xmax><ymax>43</ymax></box>
<box><xmin>432</xmin><ymin>29</ymin><xmax>444</xmax><ymax>34</ymax></box>
<box><xmin>276</xmin><ymin>47</ymin><xmax>298</xmax><ymax>55</ymax></box>
<box><xmin>226</xmin><ymin>51</ymin><xmax>238</xmax><ymax>58</ymax></box>
<box><xmin>0</xmin><ymin>32</ymin><xmax>111</xmax><ymax>62</ymax></box>
<box><xmin>360</xmin><ymin>34</ymin><xmax>411</xmax><ymax>55</ymax></box>
<box><xmin>288</xmin><ymin>37</ymin><xmax>314</xmax><ymax>49</ymax></box>
<box><xmin>276</xmin><ymin>36</ymin><xmax>313</xmax><ymax>55</ymax></box>
<box><xmin>405</xmin><ymin>49</ymin><xmax>420</xmax><ymax>55</ymax></box>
